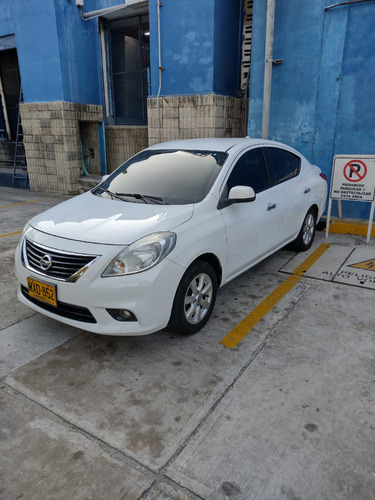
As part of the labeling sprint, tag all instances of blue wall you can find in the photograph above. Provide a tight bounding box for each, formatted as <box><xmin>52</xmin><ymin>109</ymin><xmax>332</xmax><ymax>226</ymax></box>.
<box><xmin>149</xmin><ymin>0</ymin><xmax>242</xmax><ymax>97</ymax></box>
<box><xmin>54</xmin><ymin>0</ymin><xmax>102</xmax><ymax>105</ymax></box>
<box><xmin>14</xmin><ymin>0</ymin><xmax>65</xmax><ymax>102</ymax></box>
<box><xmin>0</xmin><ymin>0</ymin><xmax>109</xmax><ymax>105</ymax></box>
<box><xmin>248</xmin><ymin>0</ymin><xmax>375</xmax><ymax>219</ymax></box>
<box><xmin>3</xmin><ymin>0</ymin><xmax>373</xmax><ymax>219</ymax></box>
<box><xmin>1</xmin><ymin>0</ymin><xmax>63</xmax><ymax>101</ymax></box>
<box><xmin>0</xmin><ymin>1</ymin><xmax>14</xmax><ymax>35</ymax></box>
<box><xmin>149</xmin><ymin>0</ymin><xmax>215</xmax><ymax>96</ymax></box>
<box><xmin>2</xmin><ymin>0</ymin><xmax>242</xmax><ymax>103</ymax></box>
<box><xmin>85</xmin><ymin>0</ymin><xmax>124</xmax><ymax>10</ymax></box>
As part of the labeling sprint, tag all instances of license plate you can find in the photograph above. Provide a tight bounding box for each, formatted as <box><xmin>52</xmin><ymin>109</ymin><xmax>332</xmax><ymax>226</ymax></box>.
<box><xmin>27</xmin><ymin>277</ymin><xmax>57</xmax><ymax>307</ymax></box>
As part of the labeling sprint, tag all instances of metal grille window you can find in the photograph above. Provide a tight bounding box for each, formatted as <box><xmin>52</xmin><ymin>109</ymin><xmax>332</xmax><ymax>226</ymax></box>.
<box><xmin>240</xmin><ymin>0</ymin><xmax>254</xmax><ymax>93</ymax></box>
<box><xmin>103</xmin><ymin>14</ymin><xmax>150</xmax><ymax>125</ymax></box>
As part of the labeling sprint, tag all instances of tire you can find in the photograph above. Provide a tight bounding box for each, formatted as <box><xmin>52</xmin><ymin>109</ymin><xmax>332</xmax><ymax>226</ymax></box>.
<box><xmin>168</xmin><ymin>260</ymin><xmax>218</xmax><ymax>335</ymax></box>
<box><xmin>292</xmin><ymin>208</ymin><xmax>317</xmax><ymax>252</ymax></box>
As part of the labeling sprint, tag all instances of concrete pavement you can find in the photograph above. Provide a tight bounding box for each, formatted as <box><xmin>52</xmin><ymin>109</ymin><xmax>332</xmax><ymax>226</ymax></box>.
<box><xmin>1</xmin><ymin>186</ymin><xmax>374</xmax><ymax>499</ymax></box>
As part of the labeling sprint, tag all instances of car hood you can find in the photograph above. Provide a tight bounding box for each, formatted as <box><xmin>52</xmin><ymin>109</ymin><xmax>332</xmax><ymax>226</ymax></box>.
<box><xmin>29</xmin><ymin>192</ymin><xmax>194</xmax><ymax>245</ymax></box>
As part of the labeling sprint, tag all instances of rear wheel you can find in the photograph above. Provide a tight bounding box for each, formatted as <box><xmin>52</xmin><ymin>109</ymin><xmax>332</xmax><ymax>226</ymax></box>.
<box><xmin>292</xmin><ymin>208</ymin><xmax>316</xmax><ymax>251</ymax></box>
<box><xmin>168</xmin><ymin>260</ymin><xmax>218</xmax><ymax>335</ymax></box>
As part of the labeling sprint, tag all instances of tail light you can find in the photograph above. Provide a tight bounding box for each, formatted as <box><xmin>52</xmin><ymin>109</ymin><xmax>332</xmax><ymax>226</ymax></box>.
<box><xmin>319</xmin><ymin>173</ymin><xmax>327</xmax><ymax>181</ymax></box>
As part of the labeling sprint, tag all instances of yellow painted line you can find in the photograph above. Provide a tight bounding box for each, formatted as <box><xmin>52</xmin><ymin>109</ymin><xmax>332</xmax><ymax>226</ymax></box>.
<box><xmin>329</xmin><ymin>217</ymin><xmax>375</xmax><ymax>238</ymax></box>
<box><xmin>220</xmin><ymin>275</ymin><xmax>302</xmax><ymax>349</ymax></box>
<box><xmin>0</xmin><ymin>231</ymin><xmax>22</xmax><ymax>238</ymax></box>
<box><xmin>220</xmin><ymin>243</ymin><xmax>331</xmax><ymax>349</ymax></box>
<box><xmin>292</xmin><ymin>243</ymin><xmax>331</xmax><ymax>276</ymax></box>
<box><xmin>0</xmin><ymin>198</ymin><xmax>51</xmax><ymax>209</ymax></box>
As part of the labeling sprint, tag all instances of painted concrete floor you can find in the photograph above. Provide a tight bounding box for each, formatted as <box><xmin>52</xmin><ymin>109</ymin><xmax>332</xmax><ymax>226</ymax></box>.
<box><xmin>1</xmin><ymin>186</ymin><xmax>374</xmax><ymax>499</ymax></box>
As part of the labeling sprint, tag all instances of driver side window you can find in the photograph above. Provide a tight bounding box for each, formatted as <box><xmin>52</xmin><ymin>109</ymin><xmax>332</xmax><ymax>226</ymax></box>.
<box><xmin>227</xmin><ymin>148</ymin><xmax>269</xmax><ymax>193</ymax></box>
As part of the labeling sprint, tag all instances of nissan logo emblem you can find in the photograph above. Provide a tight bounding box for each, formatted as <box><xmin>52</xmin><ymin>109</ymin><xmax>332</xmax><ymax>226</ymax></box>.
<box><xmin>40</xmin><ymin>254</ymin><xmax>53</xmax><ymax>271</ymax></box>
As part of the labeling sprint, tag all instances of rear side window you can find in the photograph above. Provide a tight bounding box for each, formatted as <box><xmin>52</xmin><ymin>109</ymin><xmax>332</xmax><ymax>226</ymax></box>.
<box><xmin>264</xmin><ymin>147</ymin><xmax>301</xmax><ymax>185</ymax></box>
<box><xmin>227</xmin><ymin>148</ymin><xmax>269</xmax><ymax>194</ymax></box>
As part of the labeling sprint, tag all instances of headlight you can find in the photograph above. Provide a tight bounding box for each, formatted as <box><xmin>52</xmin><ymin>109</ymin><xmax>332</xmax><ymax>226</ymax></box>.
<box><xmin>21</xmin><ymin>216</ymin><xmax>37</xmax><ymax>238</ymax></box>
<box><xmin>18</xmin><ymin>217</ymin><xmax>36</xmax><ymax>248</ymax></box>
<box><xmin>102</xmin><ymin>232</ymin><xmax>176</xmax><ymax>277</ymax></box>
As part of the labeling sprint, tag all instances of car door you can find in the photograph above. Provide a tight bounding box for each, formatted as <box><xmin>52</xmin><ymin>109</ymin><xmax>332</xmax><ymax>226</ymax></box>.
<box><xmin>263</xmin><ymin>146</ymin><xmax>308</xmax><ymax>244</ymax></box>
<box><xmin>220</xmin><ymin>147</ymin><xmax>283</xmax><ymax>281</ymax></box>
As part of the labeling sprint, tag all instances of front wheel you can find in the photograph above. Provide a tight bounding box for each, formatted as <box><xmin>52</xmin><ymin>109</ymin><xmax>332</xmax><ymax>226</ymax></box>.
<box><xmin>168</xmin><ymin>260</ymin><xmax>218</xmax><ymax>335</ymax></box>
<box><xmin>292</xmin><ymin>209</ymin><xmax>316</xmax><ymax>252</ymax></box>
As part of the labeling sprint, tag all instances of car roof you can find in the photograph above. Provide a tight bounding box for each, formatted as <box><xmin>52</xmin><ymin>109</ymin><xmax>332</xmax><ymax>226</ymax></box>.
<box><xmin>147</xmin><ymin>137</ymin><xmax>288</xmax><ymax>153</ymax></box>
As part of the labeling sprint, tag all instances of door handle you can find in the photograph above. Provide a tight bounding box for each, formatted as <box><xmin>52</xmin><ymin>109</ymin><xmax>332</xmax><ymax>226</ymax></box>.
<box><xmin>267</xmin><ymin>203</ymin><xmax>277</xmax><ymax>211</ymax></box>
<box><xmin>304</xmin><ymin>188</ymin><xmax>311</xmax><ymax>194</ymax></box>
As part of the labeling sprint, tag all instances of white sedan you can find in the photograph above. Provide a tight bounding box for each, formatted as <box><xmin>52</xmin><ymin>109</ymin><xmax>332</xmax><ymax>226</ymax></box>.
<box><xmin>15</xmin><ymin>138</ymin><xmax>327</xmax><ymax>336</ymax></box>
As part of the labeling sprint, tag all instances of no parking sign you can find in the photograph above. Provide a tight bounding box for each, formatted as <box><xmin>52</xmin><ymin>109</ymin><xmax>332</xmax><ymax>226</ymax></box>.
<box><xmin>330</xmin><ymin>156</ymin><xmax>375</xmax><ymax>201</ymax></box>
<box><xmin>326</xmin><ymin>155</ymin><xmax>375</xmax><ymax>243</ymax></box>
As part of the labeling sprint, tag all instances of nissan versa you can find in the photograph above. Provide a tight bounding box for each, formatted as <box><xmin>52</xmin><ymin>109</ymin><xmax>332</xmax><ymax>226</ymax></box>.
<box><xmin>15</xmin><ymin>138</ymin><xmax>327</xmax><ymax>336</ymax></box>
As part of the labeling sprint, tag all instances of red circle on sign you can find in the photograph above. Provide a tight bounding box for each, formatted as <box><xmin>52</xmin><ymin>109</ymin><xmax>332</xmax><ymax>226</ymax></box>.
<box><xmin>343</xmin><ymin>159</ymin><xmax>367</xmax><ymax>182</ymax></box>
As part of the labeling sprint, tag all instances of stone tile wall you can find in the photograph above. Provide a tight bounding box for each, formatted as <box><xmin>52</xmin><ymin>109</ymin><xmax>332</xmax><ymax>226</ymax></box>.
<box><xmin>20</xmin><ymin>102</ymin><xmax>102</xmax><ymax>193</ymax></box>
<box><xmin>147</xmin><ymin>94</ymin><xmax>247</xmax><ymax>145</ymax></box>
<box><xmin>105</xmin><ymin>126</ymin><xmax>148</xmax><ymax>173</ymax></box>
<box><xmin>18</xmin><ymin>94</ymin><xmax>246</xmax><ymax>193</ymax></box>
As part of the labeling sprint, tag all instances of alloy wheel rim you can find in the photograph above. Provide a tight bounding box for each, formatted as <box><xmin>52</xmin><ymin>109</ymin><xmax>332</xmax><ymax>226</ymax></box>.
<box><xmin>184</xmin><ymin>272</ymin><xmax>213</xmax><ymax>324</ymax></box>
<box><xmin>302</xmin><ymin>213</ymin><xmax>315</xmax><ymax>246</ymax></box>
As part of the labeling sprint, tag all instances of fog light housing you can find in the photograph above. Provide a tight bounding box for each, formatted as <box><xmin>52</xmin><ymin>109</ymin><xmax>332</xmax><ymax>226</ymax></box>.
<box><xmin>107</xmin><ymin>309</ymin><xmax>137</xmax><ymax>322</ymax></box>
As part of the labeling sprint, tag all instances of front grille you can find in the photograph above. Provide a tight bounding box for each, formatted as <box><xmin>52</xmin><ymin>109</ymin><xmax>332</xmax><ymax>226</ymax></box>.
<box><xmin>21</xmin><ymin>285</ymin><xmax>97</xmax><ymax>323</ymax></box>
<box><xmin>23</xmin><ymin>238</ymin><xmax>99</xmax><ymax>282</ymax></box>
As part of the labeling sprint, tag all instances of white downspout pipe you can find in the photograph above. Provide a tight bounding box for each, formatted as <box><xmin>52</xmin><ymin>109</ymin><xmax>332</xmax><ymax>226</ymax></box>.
<box><xmin>99</xmin><ymin>24</ymin><xmax>110</xmax><ymax>119</ymax></box>
<box><xmin>157</xmin><ymin>1</ymin><xmax>163</xmax><ymax>143</ymax></box>
<box><xmin>261</xmin><ymin>0</ymin><xmax>276</xmax><ymax>139</ymax></box>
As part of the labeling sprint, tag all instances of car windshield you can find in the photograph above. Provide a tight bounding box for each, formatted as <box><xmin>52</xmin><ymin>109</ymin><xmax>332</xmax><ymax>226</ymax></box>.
<box><xmin>94</xmin><ymin>149</ymin><xmax>228</xmax><ymax>205</ymax></box>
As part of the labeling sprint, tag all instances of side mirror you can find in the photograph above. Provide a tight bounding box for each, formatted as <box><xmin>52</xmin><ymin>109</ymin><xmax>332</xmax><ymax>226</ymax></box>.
<box><xmin>228</xmin><ymin>185</ymin><xmax>256</xmax><ymax>203</ymax></box>
<box><xmin>218</xmin><ymin>185</ymin><xmax>256</xmax><ymax>209</ymax></box>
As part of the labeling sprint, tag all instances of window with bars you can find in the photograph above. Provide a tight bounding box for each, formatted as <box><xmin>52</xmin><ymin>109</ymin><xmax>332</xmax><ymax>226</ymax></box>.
<box><xmin>103</xmin><ymin>14</ymin><xmax>150</xmax><ymax>126</ymax></box>
<box><xmin>240</xmin><ymin>0</ymin><xmax>253</xmax><ymax>93</ymax></box>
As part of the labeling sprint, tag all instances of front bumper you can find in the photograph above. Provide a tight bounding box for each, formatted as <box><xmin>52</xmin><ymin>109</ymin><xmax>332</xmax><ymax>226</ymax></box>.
<box><xmin>15</xmin><ymin>230</ymin><xmax>185</xmax><ymax>336</ymax></box>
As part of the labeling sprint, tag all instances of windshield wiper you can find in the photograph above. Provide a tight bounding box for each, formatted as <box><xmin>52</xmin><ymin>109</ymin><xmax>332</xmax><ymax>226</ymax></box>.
<box><xmin>117</xmin><ymin>193</ymin><xmax>167</xmax><ymax>205</ymax></box>
<box><xmin>97</xmin><ymin>187</ymin><xmax>167</xmax><ymax>204</ymax></box>
<box><xmin>98</xmin><ymin>187</ymin><xmax>128</xmax><ymax>202</ymax></box>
